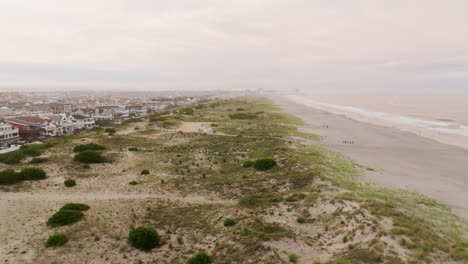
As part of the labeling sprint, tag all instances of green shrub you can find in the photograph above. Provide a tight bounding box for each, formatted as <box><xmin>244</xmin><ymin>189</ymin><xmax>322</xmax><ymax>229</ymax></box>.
<box><xmin>242</xmin><ymin>160</ymin><xmax>254</xmax><ymax>168</ymax></box>
<box><xmin>188</xmin><ymin>252</ymin><xmax>212</xmax><ymax>264</ymax></box>
<box><xmin>253</xmin><ymin>158</ymin><xmax>277</xmax><ymax>171</ymax></box>
<box><xmin>128</xmin><ymin>147</ymin><xmax>139</xmax><ymax>151</ymax></box>
<box><xmin>64</xmin><ymin>179</ymin><xmax>76</xmax><ymax>187</ymax></box>
<box><xmin>47</xmin><ymin>210</ymin><xmax>84</xmax><ymax>227</ymax></box>
<box><xmin>30</xmin><ymin>157</ymin><xmax>48</xmax><ymax>164</ymax></box>
<box><xmin>60</xmin><ymin>203</ymin><xmax>90</xmax><ymax>211</ymax></box>
<box><xmin>150</xmin><ymin>116</ymin><xmax>167</xmax><ymax>122</ymax></box>
<box><xmin>104</xmin><ymin>128</ymin><xmax>116</xmax><ymax>133</ymax></box>
<box><xmin>288</xmin><ymin>253</ymin><xmax>299</xmax><ymax>263</ymax></box>
<box><xmin>0</xmin><ymin>150</ymin><xmax>25</xmax><ymax>164</ymax></box>
<box><xmin>20</xmin><ymin>167</ymin><xmax>46</xmax><ymax>180</ymax></box>
<box><xmin>128</xmin><ymin>227</ymin><xmax>160</xmax><ymax>251</ymax></box>
<box><xmin>296</xmin><ymin>216</ymin><xmax>305</xmax><ymax>223</ymax></box>
<box><xmin>223</xmin><ymin>218</ymin><xmax>236</xmax><ymax>227</ymax></box>
<box><xmin>228</xmin><ymin>113</ymin><xmax>256</xmax><ymax>119</ymax></box>
<box><xmin>73</xmin><ymin>143</ymin><xmax>106</xmax><ymax>152</ymax></box>
<box><xmin>45</xmin><ymin>234</ymin><xmax>69</xmax><ymax>248</ymax></box>
<box><xmin>73</xmin><ymin>150</ymin><xmax>107</xmax><ymax>163</ymax></box>
<box><xmin>129</xmin><ymin>181</ymin><xmax>138</xmax><ymax>185</ymax></box>
<box><xmin>0</xmin><ymin>169</ymin><xmax>22</xmax><ymax>185</ymax></box>
<box><xmin>141</xmin><ymin>169</ymin><xmax>150</xmax><ymax>175</ymax></box>
<box><xmin>179</xmin><ymin>107</ymin><xmax>194</xmax><ymax>115</ymax></box>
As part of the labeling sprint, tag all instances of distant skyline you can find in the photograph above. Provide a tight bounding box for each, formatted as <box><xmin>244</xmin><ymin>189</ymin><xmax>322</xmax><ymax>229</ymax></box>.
<box><xmin>1</xmin><ymin>1</ymin><xmax>468</xmax><ymax>91</ymax></box>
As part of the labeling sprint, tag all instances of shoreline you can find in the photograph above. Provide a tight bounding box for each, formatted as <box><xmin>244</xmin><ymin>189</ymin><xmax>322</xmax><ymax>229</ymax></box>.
<box><xmin>272</xmin><ymin>95</ymin><xmax>468</xmax><ymax>220</ymax></box>
<box><xmin>284</xmin><ymin>94</ymin><xmax>468</xmax><ymax>150</ymax></box>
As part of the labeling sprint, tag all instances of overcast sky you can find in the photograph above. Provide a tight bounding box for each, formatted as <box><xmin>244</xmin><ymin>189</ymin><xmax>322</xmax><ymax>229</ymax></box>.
<box><xmin>1</xmin><ymin>0</ymin><xmax>468</xmax><ymax>91</ymax></box>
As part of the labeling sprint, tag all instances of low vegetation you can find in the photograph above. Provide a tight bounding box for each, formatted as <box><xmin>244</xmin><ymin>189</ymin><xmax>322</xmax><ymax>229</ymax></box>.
<box><xmin>253</xmin><ymin>158</ymin><xmax>277</xmax><ymax>171</ymax></box>
<box><xmin>223</xmin><ymin>218</ymin><xmax>236</xmax><ymax>227</ymax></box>
<box><xmin>45</xmin><ymin>234</ymin><xmax>69</xmax><ymax>248</ymax></box>
<box><xmin>0</xmin><ymin>167</ymin><xmax>46</xmax><ymax>185</ymax></box>
<box><xmin>47</xmin><ymin>210</ymin><xmax>84</xmax><ymax>227</ymax></box>
<box><xmin>73</xmin><ymin>143</ymin><xmax>106</xmax><ymax>152</ymax></box>
<box><xmin>128</xmin><ymin>226</ymin><xmax>160</xmax><ymax>251</ymax></box>
<box><xmin>64</xmin><ymin>179</ymin><xmax>76</xmax><ymax>187</ymax></box>
<box><xmin>228</xmin><ymin>113</ymin><xmax>256</xmax><ymax>119</ymax></box>
<box><xmin>141</xmin><ymin>169</ymin><xmax>150</xmax><ymax>175</ymax></box>
<box><xmin>73</xmin><ymin>150</ymin><xmax>107</xmax><ymax>163</ymax></box>
<box><xmin>188</xmin><ymin>252</ymin><xmax>212</xmax><ymax>264</ymax></box>
<box><xmin>0</xmin><ymin>143</ymin><xmax>51</xmax><ymax>164</ymax></box>
<box><xmin>60</xmin><ymin>203</ymin><xmax>90</xmax><ymax>211</ymax></box>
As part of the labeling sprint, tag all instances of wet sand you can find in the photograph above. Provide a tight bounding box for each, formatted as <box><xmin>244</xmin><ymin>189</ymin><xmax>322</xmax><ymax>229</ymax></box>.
<box><xmin>272</xmin><ymin>95</ymin><xmax>468</xmax><ymax>220</ymax></box>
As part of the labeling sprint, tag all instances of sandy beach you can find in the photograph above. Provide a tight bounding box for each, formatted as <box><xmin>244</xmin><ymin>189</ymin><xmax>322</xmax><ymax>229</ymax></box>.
<box><xmin>273</xmin><ymin>95</ymin><xmax>468</xmax><ymax>220</ymax></box>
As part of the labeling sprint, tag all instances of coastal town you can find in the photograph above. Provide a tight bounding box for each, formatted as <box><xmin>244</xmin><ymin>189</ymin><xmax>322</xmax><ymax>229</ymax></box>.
<box><xmin>0</xmin><ymin>91</ymin><xmax>225</xmax><ymax>152</ymax></box>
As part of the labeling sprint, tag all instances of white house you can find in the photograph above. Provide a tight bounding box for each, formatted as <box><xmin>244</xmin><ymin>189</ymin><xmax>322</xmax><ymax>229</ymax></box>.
<box><xmin>0</xmin><ymin>121</ymin><xmax>20</xmax><ymax>147</ymax></box>
<box><xmin>72</xmin><ymin>114</ymin><xmax>96</xmax><ymax>129</ymax></box>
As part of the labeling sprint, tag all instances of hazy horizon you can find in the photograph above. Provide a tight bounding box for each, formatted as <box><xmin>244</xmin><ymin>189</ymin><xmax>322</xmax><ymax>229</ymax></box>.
<box><xmin>1</xmin><ymin>1</ymin><xmax>468</xmax><ymax>91</ymax></box>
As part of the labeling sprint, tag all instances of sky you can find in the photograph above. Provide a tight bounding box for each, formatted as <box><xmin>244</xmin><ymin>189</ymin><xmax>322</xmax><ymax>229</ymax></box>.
<box><xmin>1</xmin><ymin>0</ymin><xmax>468</xmax><ymax>91</ymax></box>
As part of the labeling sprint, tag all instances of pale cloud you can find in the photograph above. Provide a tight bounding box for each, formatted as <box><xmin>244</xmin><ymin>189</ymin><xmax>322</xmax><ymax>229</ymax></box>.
<box><xmin>0</xmin><ymin>0</ymin><xmax>467</xmax><ymax>90</ymax></box>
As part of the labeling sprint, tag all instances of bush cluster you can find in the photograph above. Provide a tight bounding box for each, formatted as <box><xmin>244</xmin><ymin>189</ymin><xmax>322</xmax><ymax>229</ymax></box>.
<box><xmin>242</xmin><ymin>160</ymin><xmax>254</xmax><ymax>168</ymax></box>
<box><xmin>73</xmin><ymin>143</ymin><xmax>106</xmax><ymax>152</ymax></box>
<box><xmin>60</xmin><ymin>203</ymin><xmax>90</xmax><ymax>211</ymax></box>
<box><xmin>253</xmin><ymin>158</ymin><xmax>277</xmax><ymax>171</ymax></box>
<box><xmin>47</xmin><ymin>210</ymin><xmax>84</xmax><ymax>227</ymax></box>
<box><xmin>64</xmin><ymin>179</ymin><xmax>76</xmax><ymax>187</ymax></box>
<box><xmin>47</xmin><ymin>203</ymin><xmax>90</xmax><ymax>227</ymax></box>
<box><xmin>128</xmin><ymin>147</ymin><xmax>139</xmax><ymax>151</ymax></box>
<box><xmin>141</xmin><ymin>169</ymin><xmax>150</xmax><ymax>175</ymax></box>
<box><xmin>188</xmin><ymin>252</ymin><xmax>212</xmax><ymax>264</ymax></box>
<box><xmin>29</xmin><ymin>157</ymin><xmax>48</xmax><ymax>164</ymax></box>
<box><xmin>73</xmin><ymin>150</ymin><xmax>107</xmax><ymax>164</ymax></box>
<box><xmin>0</xmin><ymin>144</ymin><xmax>52</xmax><ymax>164</ymax></box>
<box><xmin>223</xmin><ymin>218</ymin><xmax>236</xmax><ymax>227</ymax></box>
<box><xmin>128</xmin><ymin>226</ymin><xmax>160</xmax><ymax>251</ymax></box>
<box><xmin>45</xmin><ymin>233</ymin><xmax>69</xmax><ymax>248</ymax></box>
<box><xmin>0</xmin><ymin>167</ymin><xmax>47</xmax><ymax>185</ymax></box>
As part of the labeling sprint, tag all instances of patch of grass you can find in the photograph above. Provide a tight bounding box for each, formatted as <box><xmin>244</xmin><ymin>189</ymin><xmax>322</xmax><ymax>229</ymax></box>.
<box><xmin>288</xmin><ymin>253</ymin><xmax>299</xmax><ymax>263</ymax></box>
<box><xmin>47</xmin><ymin>210</ymin><xmax>84</xmax><ymax>227</ymax></box>
<box><xmin>73</xmin><ymin>143</ymin><xmax>106</xmax><ymax>152</ymax></box>
<box><xmin>29</xmin><ymin>157</ymin><xmax>48</xmax><ymax>164</ymax></box>
<box><xmin>296</xmin><ymin>216</ymin><xmax>305</xmax><ymax>223</ymax></box>
<box><xmin>290</xmin><ymin>130</ymin><xmax>320</xmax><ymax>141</ymax></box>
<box><xmin>242</xmin><ymin>160</ymin><xmax>253</xmax><ymax>168</ymax></box>
<box><xmin>223</xmin><ymin>218</ymin><xmax>236</xmax><ymax>227</ymax></box>
<box><xmin>180</xmin><ymin>107</ymin><xmax>195</xmax><ymax>115</ymax></box>
<box><xmin>73</xmin><ymin>150</ymin><xmax>107</xmax><ymax>163</ymax></box>
<box><xmin>64</xmin><ymin>179</ymin><xmax>76</xmax><ymax>187</ymax></box>
<box><xmin>248</xmin><ymin>218</ymin><xmax>289</xmax><ymax>241</ymax></box>
<box><xmin>60</xmin><ymin>203</ymin><xmax>90</xmax><ymax>211</ymax></box>
<box><xmin>0</xmin><ymin>150</ymin><xmax>25</xmax><ymax>164</ymax></box>
<box><xmin>104</xmin><ymin>128</ymin><xmax>116</xmax><ymax>134</ymax></box>
<box><xmin>253</xmin><ymin>158</ymin><xmax>277</xmax><ymax>171</ymax></box>
<box><xmin>228</xmin><ymin>113</ymin><xmax>257</xmax><ymax>120</ymax></box>
<box><xmin>45</xmin><ymin>234</ymin><xmax>69</xmax><ymax>248</ymax></box>
<box><xmin>239</xmin><ymin>193</ymin><xmax>282</xmax><ymax>208</ymax></box>
<box><xmin>188</xmin><ymin>252</ymin><xmax>212</xmax><ymax>264</ymax></box>
<box><xmin>128</xmin><ymin>226</ymin><xmax>160</xmax><ymax>251</ymax></box>
<box><xmin>0</xmin><ymin>167</ymin><xmax>47</xmax><ymax>185</ymax></box>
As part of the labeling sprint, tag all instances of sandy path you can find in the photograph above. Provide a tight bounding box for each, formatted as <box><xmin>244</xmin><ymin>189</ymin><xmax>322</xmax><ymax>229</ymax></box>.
<box><xmin>272</xmin><ymin>95</ymin><xmax>468</xmax><ymax>220</ymax></box>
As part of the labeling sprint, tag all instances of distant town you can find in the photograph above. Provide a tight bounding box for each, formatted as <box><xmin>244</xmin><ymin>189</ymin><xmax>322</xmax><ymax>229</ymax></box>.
<box><xmin>0</xmin><ymin>91</ymin><xmax>246</xmax><ymax>152</ymax></box>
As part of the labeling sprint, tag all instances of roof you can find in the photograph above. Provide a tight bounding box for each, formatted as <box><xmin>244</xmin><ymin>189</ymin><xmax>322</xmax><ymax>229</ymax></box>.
<box><xmin>14</xmin><ymin>116</ymin><xmax>47</xmax><ymax>124</ymax></box>
<box><xmin>6</xmin><ymin>118</ymin><xmax>45</xmax><ymax>128</ymax></box>
<box><xmin>72</xmin><ymin>114</ymin><xmax>90</xmax><ymax>120</ymax></box>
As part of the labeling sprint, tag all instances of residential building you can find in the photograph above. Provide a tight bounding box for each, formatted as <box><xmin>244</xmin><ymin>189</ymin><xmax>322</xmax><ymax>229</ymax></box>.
<box><xmin>0</xmin><ymin>121</ymin><xmax>20</xmax><ymax>147</ymax></box>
